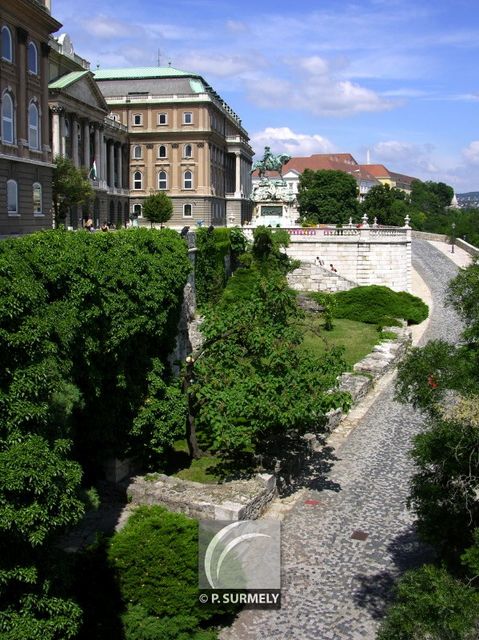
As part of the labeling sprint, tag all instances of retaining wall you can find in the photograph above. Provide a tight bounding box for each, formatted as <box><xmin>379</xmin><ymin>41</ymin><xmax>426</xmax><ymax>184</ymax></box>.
<box><xmin>127</xmin><ymin>472</ymin><xmax>277</xmax><ymax>521</ymax></box>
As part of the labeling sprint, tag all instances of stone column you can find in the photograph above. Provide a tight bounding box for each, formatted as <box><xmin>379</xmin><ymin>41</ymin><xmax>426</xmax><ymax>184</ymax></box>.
<box><xmin>59</xmin><ymin>111</ymin><xmax>66</xmax><ymax>156</ymax></box>
<box><xmin>109</xmin><ymin>141</ymin><xmax>115</xmax><ymax>188</ymax></box>
<box><xmin>72</xmin><ymin>118</ymin><xmax>79</xmax><ymax>167</ymax></box>
<box><xmin>101</xmin><ymin>133</ymin><xmax>107</xmax><ymax>184</ymax></box>
<box><xmin>51</xmin><ymin>109</ymin><xmax>61</xmax><ymax>158</ymax></box>
<box><xmin>94</xmin><ymin>125</ymin><xmax>101</xmax><ymax>179</ymax></box>
<box><xmin>234</xmin><ymin>152</ymin><xmax>241</xmax><ymax>197</ymax></box>
<box><xmin>83</xmin><ymin>120</ymin><xmax>90</xmax><ymax>169</ymax></box>
<box><xmin>117</xmin><ymin>143</ymin><xmax>123</xmax><ymax>189</ymax></box>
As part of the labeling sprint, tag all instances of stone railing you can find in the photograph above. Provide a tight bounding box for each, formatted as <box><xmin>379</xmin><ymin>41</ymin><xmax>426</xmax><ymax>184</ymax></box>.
<box><xmin>244</xmin><ymin>226</ymin><xmax>411</xmax><ymax>242</ymax></box>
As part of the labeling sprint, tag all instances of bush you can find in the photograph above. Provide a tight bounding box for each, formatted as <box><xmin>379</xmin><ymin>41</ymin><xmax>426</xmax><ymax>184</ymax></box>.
<box><xmin>108</xmin><ymin>506</ymin><xmax>233</xmax><ymax>640</ymax></box>
<box><xmin>378</xmin><ymin>564</ymin><xmax>479</xmax><ymax>640</ymax></box>
<box><xmin>315</xmin><ymin>285</ymin><xmax>428</xmax><ymax>326</ymax></box>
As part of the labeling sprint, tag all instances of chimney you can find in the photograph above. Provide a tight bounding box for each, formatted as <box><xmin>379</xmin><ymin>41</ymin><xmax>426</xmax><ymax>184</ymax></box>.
<box><xmin>44</xmin><ymin>0</ymin><xmax>52</xmax><ymax>11</ymax></box>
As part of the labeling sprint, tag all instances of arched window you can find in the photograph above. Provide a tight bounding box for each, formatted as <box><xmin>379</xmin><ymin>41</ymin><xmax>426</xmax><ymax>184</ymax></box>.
<box><xmin>2</xmin><ymin>92</ymin><xmax>14</xmax><ymax>144</ymax></box>
<box><xmin>158</xmin><ymin>145</ymin><xmax>167</xmax><ymax>158</ymax></box>
<box><xmin>158</xmin><ymin>171</ymin><xmax>168</xmax><ymax>190</ymax></box>
<box><xmin>133</xmin><ymin>203</ymin><xmax>142</xmax><ymax>217</ymax></box>
<box><xmin>7</xmin><ymin>179</ymin><xmax>18</xmax><ymax>214</ymax></box>
<box><xmin>27</xmin><ymin>42</ymin><xmax>38</xmax><ymax>75</ymax></box>
<box><xmin>28</xmin><ymin>101</ymin><xmax>39</xmax><ymax>150</ymax></box>
<box><xmin>32</xmin><ymin>182</ymin><xmax>42</xmax><ymax>213</ymax></box>
<box><xmin>183</xmin><ymin>170</ymin><xmax>193</xmax><ymax>189</ymax></box>
<box><xmin>33</xmin><ymin>183</ymin><xmax>42</xmax><ymax>214</ymax></box>
<box><xmin>183</xmin><ymin>204</ymin><xmax>192</xmax><ymax>218</ymax></box>
<box><xmin>184</xmin><ymin>144</ymin><xmax>192</xmax><ymax>158</ymax></box>
<box><xmin>133</xmin><ymin>171</ymin><xmax>142</xmax><ymax>190</ymax></box>
<box><xmin>1</xmin><ymin>26</ymin><xmax>12</xmax><ymax>62</ymax></box>
<box><xmin>133</xmin><ymin>145</ymin><xmax>142</xmax><ymax>159</ymax></box>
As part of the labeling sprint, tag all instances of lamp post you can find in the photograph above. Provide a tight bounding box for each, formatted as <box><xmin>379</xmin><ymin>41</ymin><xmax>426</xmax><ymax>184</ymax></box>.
<box><xmin>451</xmin><ymin>222</ymin><xmax>456</xmax><ymax>254</ymax></box>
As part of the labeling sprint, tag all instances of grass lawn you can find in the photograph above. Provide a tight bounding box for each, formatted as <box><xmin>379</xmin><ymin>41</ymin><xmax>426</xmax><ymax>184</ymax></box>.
<box><xmin>300</xmin><ymin>314</ymin><xmax>384</xmax><ymax>368</ymax></box>
<box><xmin>169</xmin><ymin>439</ymin><xmax>221</xmax><ymax>484</ymax></box>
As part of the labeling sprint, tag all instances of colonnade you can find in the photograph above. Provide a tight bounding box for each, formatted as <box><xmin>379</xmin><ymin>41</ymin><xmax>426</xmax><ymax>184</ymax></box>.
<box><xmin>50</xmin><ymin>108</ymin><xmax>128</xmax><ymax>189</ymax></box>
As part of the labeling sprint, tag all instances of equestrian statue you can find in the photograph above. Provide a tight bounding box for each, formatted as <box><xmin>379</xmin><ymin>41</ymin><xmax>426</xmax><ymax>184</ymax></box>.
<box><xmin>251</xmin><ymin>146</ymin><xmax>291</xmax><ymax>179</ymax></box>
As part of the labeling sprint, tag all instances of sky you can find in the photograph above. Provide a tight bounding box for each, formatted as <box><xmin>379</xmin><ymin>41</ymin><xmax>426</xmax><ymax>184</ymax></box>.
<box><xmin>53</xmin><ymin>0</ymin><xmax>479</xmax><ymax>193</ymax></box>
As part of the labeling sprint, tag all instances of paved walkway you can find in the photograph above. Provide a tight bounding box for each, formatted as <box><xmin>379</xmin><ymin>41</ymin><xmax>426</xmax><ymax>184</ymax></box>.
<box><xmin>221</xmin><ymin>240</ymin><xmax>464</xmax><ymax>640</ymax></box>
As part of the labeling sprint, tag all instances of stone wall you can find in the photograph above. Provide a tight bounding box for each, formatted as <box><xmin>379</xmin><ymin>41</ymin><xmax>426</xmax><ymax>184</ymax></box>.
<box><xmin>305</xmin><ymin>323</ymin><xmax>412</xmax><ymax>446</ymax></box>
<box><xmin>411</xmin><ymin>230</ymin><xmax>448</xmax><ymax>242</ymax></box>
<box><xmin>127</xmin><ymin>472</ymin><xmax>277</xmax><ymax>521</ymax></box>
<box><xmin>245</xmin><ymin>227</ymin><xmax>412</xmax><ymax>292</ymax></box>
<box><xmin>287</xmin><ymin>262</ymin><xmax>357</xmax><ymax>293</ymax></box>
<box><xmin>455</xmin><ymin>237</ymin><xmax>479</xmax><ymax>257</ymax></box>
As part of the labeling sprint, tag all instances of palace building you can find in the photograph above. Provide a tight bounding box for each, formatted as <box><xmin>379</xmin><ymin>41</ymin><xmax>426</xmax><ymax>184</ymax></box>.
<box><xmin>0</xmin><ymin>0</ymin><xmax>61</xmax><ymax>234</ymax></box>
<box><xmin>95</xmin><ymin>67</ymin><xmax>254</xmax><ymax>227</ymax></box>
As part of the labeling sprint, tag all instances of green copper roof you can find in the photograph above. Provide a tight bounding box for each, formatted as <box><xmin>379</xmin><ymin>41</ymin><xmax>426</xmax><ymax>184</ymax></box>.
<box><xmin>49</xmin><ymin>70</ymin><xmax>90</xmax><ymax>89</ymax></box>
<box><xmin>94</xmin><ymin>66</ymin><xmax>199</xmax><ymax>80</ymax></box>
<box><xmin>189</xmin><ymin>79</ymin><xmax>205</xmax><ymax>93</ymax></box>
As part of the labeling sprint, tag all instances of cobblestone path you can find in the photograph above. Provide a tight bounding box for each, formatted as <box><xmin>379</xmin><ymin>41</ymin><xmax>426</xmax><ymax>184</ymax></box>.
<box><xmin>220</xmin><ymin>240</ymin><xmax>463</xmax><ymax>640</ymax></box>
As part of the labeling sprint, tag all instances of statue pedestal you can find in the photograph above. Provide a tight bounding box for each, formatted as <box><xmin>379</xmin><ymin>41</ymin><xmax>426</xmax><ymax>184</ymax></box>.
<box><xmin>251</xmin><ymin>178</ymin><xmax>297</xmax><ymax>227</ymax></box>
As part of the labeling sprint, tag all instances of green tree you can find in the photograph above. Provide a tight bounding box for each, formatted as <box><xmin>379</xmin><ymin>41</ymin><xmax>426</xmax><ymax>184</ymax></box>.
<box><xmin>361</xmin><ymin>183</ymin><xmax>408</xmax><ymax>225</ymax></box>
<box><xmin>297</xmin><ymin>169</ymin><xmax>359</xmax><ymax>225</ymax></box>
<box><xmin>108</xmin><ymin>506</ymin><xmax>233</xmax><ymax>640</ymax></box>
<box><xmin>189</xmin><ymin>230</ymin><xmax>349</xmax><ymax>473</ymax></box>
<box><xmin>52</xmin><ymin>156</ymin><xmax>93</xmax><ymax>227</ymax></box>
<box><xmin>382</xmin><ymin>258</ymin><xmax>479</xmax><ymax>638</ymax></box>
<box><xmin>142</xmin><ymin>192</ymin><xmax>173</xmax><ymax>228</ymax></box>
<box><xmin>378</xmin><ymin>563</ymin><xmax>479</xmax><ymax>640</ymax></box>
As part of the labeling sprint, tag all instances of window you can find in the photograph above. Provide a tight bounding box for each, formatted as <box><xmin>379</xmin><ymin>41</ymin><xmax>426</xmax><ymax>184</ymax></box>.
<box><xmin>183</xmin><ymin>204</ymin><xmax>192</xmax><ymax>217</ymax></box>
<box><xmin>184</xmin><ymin>144</ymin><xmax>192</xmax><ymax>158</ymax></box>
<box><xmin>183</xmin><ymin>170</ymin><xmax>193</xmax><ymax>189</ymax></box>
<box><xmin>1</xmin><ymin>26</ymin><xmax>12</xmax><ymax>62</ymax></box>
<box><xmin>132</xmin><ymin>145</ymin><xmax>142</xmax><ymax>159</ymax></box>
<box><xmin>133</xmin><ymin>171</ymin><xmax>142</xmax><ymax>190</ymax></box>
<box><xmin>158</xmin><ymin>145</ymin><xmax>167</xmax><ymax>158</ymax></box>
<box><xmin>158</xmin><ymin>171</ymin><xmax>167</xmax><ymax>190</ymax></box>
<box><xmin>7</xmin><ymin>179</ymin><xmax>18</xmax><ymax>214</ymax></box>
<box><xmin>158</xmin><ymin>112</ymin><xmax>167</xmax><ymax>125</ymax></box>
<box><xmin>133</xmin><ymin>203</ymin><xmax>142</xmax><ymax>217</ymax></box>
<box><xmin>28</xmin><ymin>102</ymin><xmax>39</xmax><ymax>150</ymax></box>
<box><xmin>2</xmin><ymin>92</ymin><xmax>14</xmax><ymax>144</ymax></box>
<box><xmin>132</xmin><ymin>113</ymin><xmax>142</xmax><ymax>126</ymax></box>
<box><xmin>33</xmin><ymin>182</ymin><xmax>42</xmax><ymax>214</ymax></box>
<box><xmin>183</xmin><ymin>112</ymin><xmax>192</xmax><ymax>124</ymax></box>
<box><xmin>27</xmin><ymin>42</ymin><xmax>38</xmax><ymax>75</ymax></box>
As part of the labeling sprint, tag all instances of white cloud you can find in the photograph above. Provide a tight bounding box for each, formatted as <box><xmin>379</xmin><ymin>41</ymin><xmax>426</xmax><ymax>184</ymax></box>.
<box><xmin>251</xmin><ymin>127</ymin><xmax>335</xmax><ymax>157</ymax></box>
<box><xmin>178</xmin><ymin>52</ymin><xmax>263</xmax><ymax>78</ymax></box>
<box><xmin>370</xmin><ymin>140</ymin><xmax>440</xmax><ymax>175</ymax></box>
<box><xmin>226</xmin><ymin>20</ymin><xmax>248</xmax><ymax>33</ymax></box>
<box><xmin>297</xmin><ymin>56</ymin><xmax>330</xmax><ymax>76</ymax></box>
<box><xmin>462</xmin><ymin>141</ymin><xmax>479</xmax><ymax>165</ymax></box>
<box><xmin>81</xmin><ymin>16</ymin><xmax>133</xmax><ymax>39</ymax></box>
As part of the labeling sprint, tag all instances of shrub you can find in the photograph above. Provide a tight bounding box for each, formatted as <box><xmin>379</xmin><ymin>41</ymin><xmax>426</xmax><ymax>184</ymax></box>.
<box><xmin>108</xmin><ymin>506</ymin><xmax>233</xmax><ymax>640</ymax></box>
<box><xmin>315</xmin><ymin>285</ymin><xmax>428</xmax><ymax>326</ymax></box>
<box><xmin>378</xmin><ymin>564</ymin><xmax>479</xmax><ymax>640</ymax></box>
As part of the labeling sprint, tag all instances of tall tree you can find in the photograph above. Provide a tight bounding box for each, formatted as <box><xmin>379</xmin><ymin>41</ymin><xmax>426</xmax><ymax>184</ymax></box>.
<box><xmin>297</xmin><ymin>169</ymin><xmax>359</xmax><ymax>225</ymax></box>
<box><xmin>361</xmin><ymin>183</ymin><xmax>407</xmax><ymax>225</ymax></box>
<box><xmin>142</xmin><ymin>192</ymin><xmax>173</xmax><ymax>228</ymax></box>
<box><xmin>52</xmin><ymin>156</ymin><xmax>94</xmax><ymax>227</ymax></box>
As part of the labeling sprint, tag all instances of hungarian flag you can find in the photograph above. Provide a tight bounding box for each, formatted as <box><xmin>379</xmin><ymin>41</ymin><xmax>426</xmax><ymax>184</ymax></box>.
<box><xmin>89</xmin><ymin>159</ymin><xmax>97</xmax><ymax>180</ymax></box>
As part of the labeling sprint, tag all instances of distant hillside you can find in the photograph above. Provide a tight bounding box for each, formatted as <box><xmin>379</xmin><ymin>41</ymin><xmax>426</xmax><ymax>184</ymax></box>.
<box><xmin>457</xmin><ymin>192</ymin><xmax>479</xmax><ymax>207</ymax></box>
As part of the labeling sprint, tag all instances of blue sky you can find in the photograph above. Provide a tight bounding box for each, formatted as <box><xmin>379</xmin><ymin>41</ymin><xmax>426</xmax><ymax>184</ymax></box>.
<box><xmin>53</xmin><ymin>0</ymin><xmax>479</xmax><ymax>192</ymax></box>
